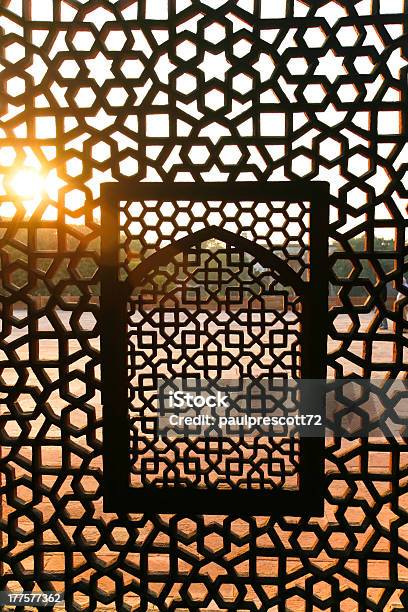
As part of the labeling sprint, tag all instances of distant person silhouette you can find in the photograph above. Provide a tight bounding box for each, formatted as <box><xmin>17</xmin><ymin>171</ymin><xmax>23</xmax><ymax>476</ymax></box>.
<box><xmin>396</xmin><ymin>274</ymin><xmax>408</xmax><ymax>333</ymax></box>
<box><xmin>379</xmin><ymin>284</ymin><xmax>388</xmax><ymax>330</ymax></box>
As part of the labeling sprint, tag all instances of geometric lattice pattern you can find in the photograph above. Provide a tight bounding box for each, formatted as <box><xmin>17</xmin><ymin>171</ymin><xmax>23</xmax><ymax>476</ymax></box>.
<box><xmin>0</xmin><ymin>0</ymin><xmax>407</xmax><ymax>609</ymax></box>
<box><xmin>128</xmin><ymin>244</ymin><xmax>302</xmax><ymax>490</ymax></box>
<box><xmin>125</xmin><ymin>198</ymin><xmax>309</xmax><ymax>491</ymax></box>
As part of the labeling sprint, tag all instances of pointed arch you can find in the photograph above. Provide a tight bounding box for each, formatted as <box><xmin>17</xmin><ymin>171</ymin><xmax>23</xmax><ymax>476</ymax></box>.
<box><xmin>125</xmin><ymin>226</ymin><xmax>307</xmax><ymax>295</ymax></box>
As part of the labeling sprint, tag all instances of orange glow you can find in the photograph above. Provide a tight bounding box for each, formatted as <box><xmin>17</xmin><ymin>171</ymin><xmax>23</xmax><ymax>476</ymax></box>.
<box><xmin>5</xmin><ymin>167</ymin><xmax>67</xmax><ymax>220</ymax></box>
<box><xmin>10</xmin><ymin>168</ymin><xmax>45</xmax><ymax>200</ymax></box>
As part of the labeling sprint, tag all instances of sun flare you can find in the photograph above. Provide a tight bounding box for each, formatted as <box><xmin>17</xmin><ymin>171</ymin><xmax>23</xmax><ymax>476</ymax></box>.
<box><xmin>10</xmin><ymin>168</ymin><xmax>45</xmax><ymax>200</ymax></box>
<box><xmin>3</xmin><ymin>166</ymin><xmax>69</xmax><ymax>220</ymax></box>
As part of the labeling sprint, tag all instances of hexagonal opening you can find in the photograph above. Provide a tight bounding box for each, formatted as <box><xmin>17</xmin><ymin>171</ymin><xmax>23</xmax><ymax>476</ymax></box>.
<box><xmin>6</xmin><ymin>76</ymin><xmax>25</xmax><ymax>97</ymax></box>
<box><xmin>72</xmin><ymin>31</ymin><xmax>95</xmax><ymax>52</ymax></box>
<box><xmin>348</xmin><ymin>153</ymin><xmax>370</xmax><ymax>177</ymax></box>
<box><xmin>176</xmin><ymin>40</ymin><xmax>196</xmax><ymax>60</ymax></box>
<box><xmin>74</xmin><ymin>87</ymin><xmax>96</xmax><ymax>108</ymax></box>
<box><xmin>232</xmin><ymin>73</ymin><xmax>253</xmax><ymax>95</ymax></box>
<box><xmin>188</xmin><ymin>146</ymin><xmax>210</xmax><ymax>164</ymax></box>
<box><xmin>5</xmin><ymin>42</ymin><xmax>26</xmax><ymax>63</ymax></box>
<box><xmin>204</xmin><ymin>23</ymin><xmax>226</xmax><ymax>44</ymax></box>
<box><xmin>121</xmin><ymin>58</ymin><xmax>144</xmax><ymax>79</ymax></box>
<box><xmin>92</xmin><ymin>141</ymin><xmax>111</xmax><ymax>162</ymax></box>
<box><xmin>104</xmin><ymin>30</ymin><xmax>127</xmax><ymax>51</ymax></box>
<box><xmin>176</xmin><ymin>73</ymin><xmax>197</xmax><ymax>95</ymax></box>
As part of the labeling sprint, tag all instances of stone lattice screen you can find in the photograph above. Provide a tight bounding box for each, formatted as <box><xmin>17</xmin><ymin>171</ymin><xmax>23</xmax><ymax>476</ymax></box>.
<box><xmin>0</xmin><ymin>0</ymin><xmax>408</xmax><ymax>610</ymax></box>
